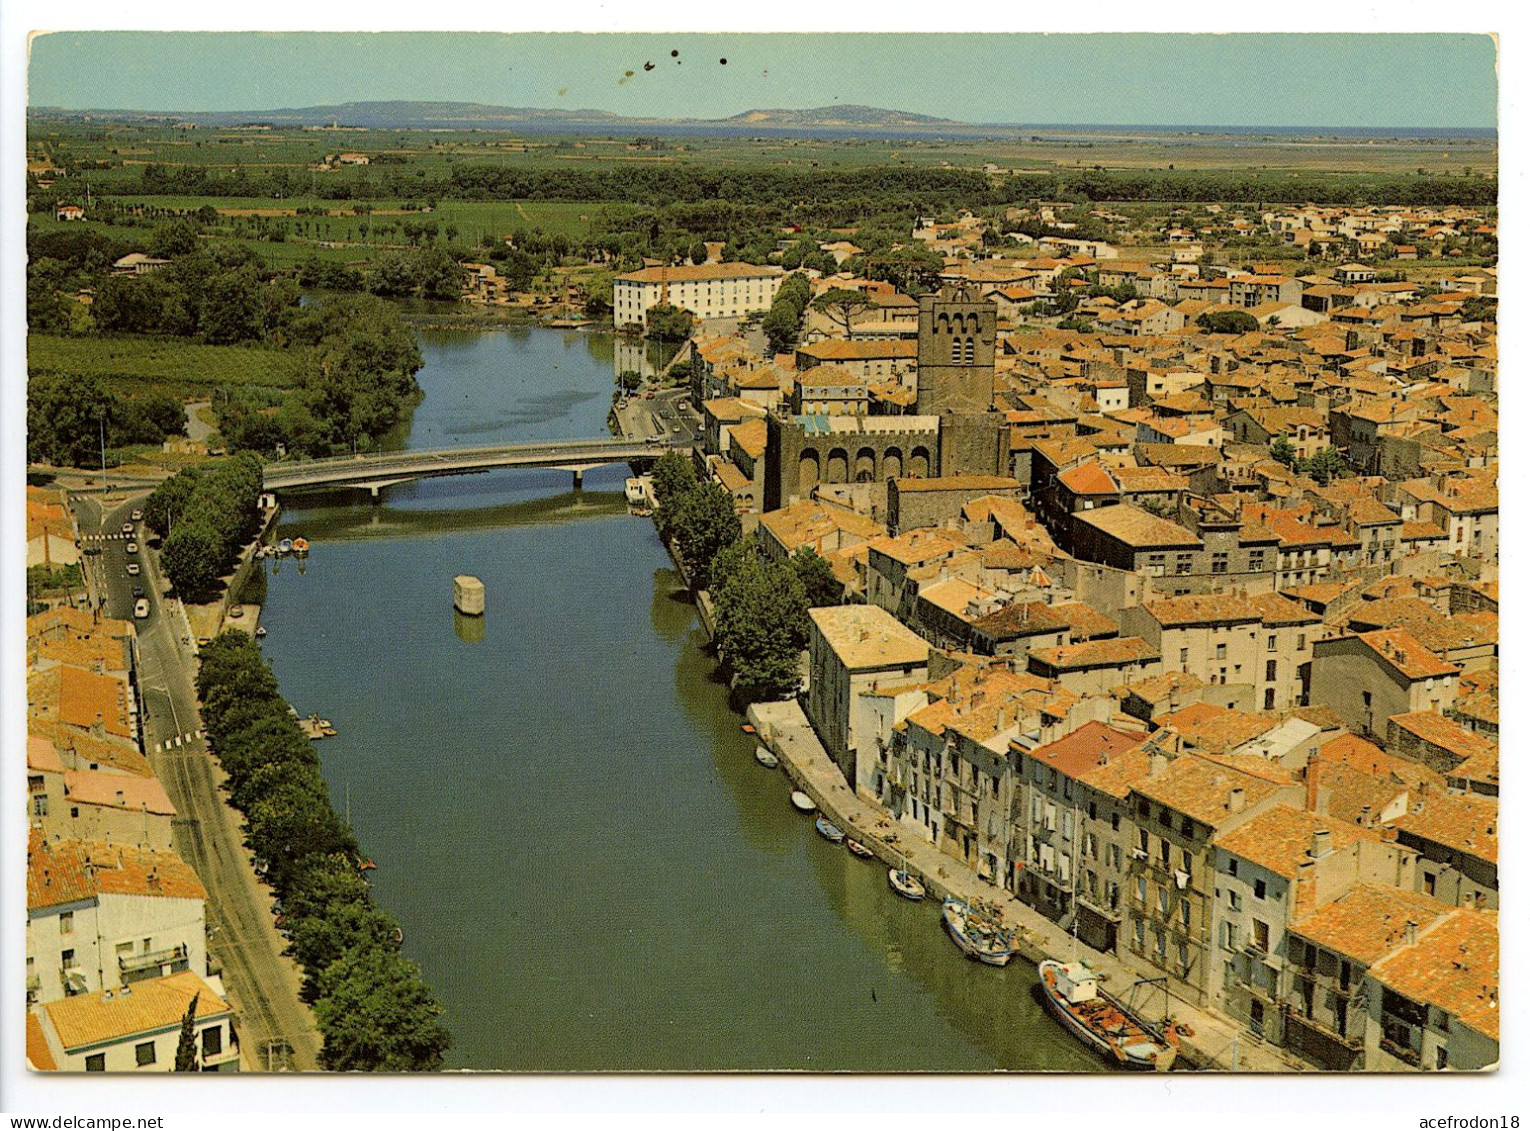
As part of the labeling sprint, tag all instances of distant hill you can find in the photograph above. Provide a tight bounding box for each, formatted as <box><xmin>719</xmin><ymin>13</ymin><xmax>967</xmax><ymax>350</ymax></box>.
<box><xmin>29</xmin><ymin>99</ymin><xmax>992</xmax><ymax>138</ymax></box>
<box><xmin>724</xmin><ymin>104</ymin><xmax>965</xmax><ymax>129</ymax></box>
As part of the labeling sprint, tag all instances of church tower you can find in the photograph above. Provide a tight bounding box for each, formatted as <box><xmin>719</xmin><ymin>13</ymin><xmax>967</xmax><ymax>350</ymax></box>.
<box><xmin>916</xmin><ymin>284</ymin><xmax>997</xmax><ymax>415</ymax></box>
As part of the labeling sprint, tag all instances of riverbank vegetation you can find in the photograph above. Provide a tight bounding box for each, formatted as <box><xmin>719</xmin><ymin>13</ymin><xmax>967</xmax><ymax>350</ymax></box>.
<box><xmin>26</xmin><ymin>371</ymin><xmax>187</xmax><ymax>467</ymax></box>
<box><xmin>143</xmin><ymin>453</ymin><xmax>264</xmax><ymax>602</ymax></box>
<box><xmin>651</xmin><ymin>450</ymin><xmax>842</xmax><ymax>700</ymax></box>
<box><xmin>195</xmin><ymin>633</ymin><xmax>451</xmax><ymax>1071</ymax></box>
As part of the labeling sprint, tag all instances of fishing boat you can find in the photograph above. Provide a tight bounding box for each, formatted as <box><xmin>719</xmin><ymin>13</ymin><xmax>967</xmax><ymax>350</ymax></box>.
<box><xmin>356</xmin><ymin>857</ymin><xmax>377</xmax><ymax>872</ymax></box>
<box><xmin>255</xmin><ymin>626</ymin><xmax>268</xmax><ymax>638</ymax></box>
<box><xmin>846</xmin><ymin>839</ymin><xmax>875</xmax><ymax>859</ymax></box>
<box><xmin>1038</xmin><ymin>960</ymin><xmax>1178</xmax><ymax>1071</ymax></box>
<box><xmin>888</xmin><ymin>869</ymin><xmax>926</xmax><ymax>901</ymax></box>
<box><xmin>790</xmin><ymin>791</ymin><xmax>816</xmax><ymax>814</ymax></box>
<box><xmin>941</xmin><ymin>898</ymin><xmax>1016</xmax><ymax>966</ymax></box>
<box><xmin>292</xmin><ymin>537</ymin><xmax>310</xmax><ymax>556</ymax></box>
<box><xmin>814</xmin><ymin>817</ymin><xmax>845</xmax><ymax>843</ymax></box>
<box><xmin>276</xmin><ymin>538</ymin><xmax>293</xmax><ymax>556</ymax></box>
<box><xmin>754</xmin><ymin>746</ymin><xmax>779</xmax><ymax>769</ymax></box>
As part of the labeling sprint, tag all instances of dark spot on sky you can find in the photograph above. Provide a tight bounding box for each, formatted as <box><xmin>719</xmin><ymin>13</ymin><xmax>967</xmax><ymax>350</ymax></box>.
<box><xmin>670</xmin><ymin>49</ymin><xmax>679</xmax><ymax>57</ymax></box>
<box><xmin>624</xmin><ymin>70</ymin><xmax>634</xmax><ymax>78</ymax></box>
<box><xmin>719</xmin><ymin>58</ymin><xmax>727</xmax><ymax>65</ymax></box>
<box><xmin>643</xmin><ymin>61</ymin><xmax>655</xmax><ymax>71</ymax></box>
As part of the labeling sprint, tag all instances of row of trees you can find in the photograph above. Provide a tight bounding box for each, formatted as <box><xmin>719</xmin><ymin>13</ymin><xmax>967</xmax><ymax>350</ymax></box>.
<box><xmin>26</xmin><ymin>372</ymin><xmax>187</xmax><ymax>467</ymax></box>
<box><xmin>143</xmin><ymin>453</ymin><xmax>264</xmax><ymax>603</ymax></box>
<box><xmin>117</xmin><ymin>160</ymin><xmax>1496</xmax><ymax>211</ymax></box>
<box><xmin>650</xmin><ymin>452</ymin><xmax>839</xmax><ymax>700</ymax></box>
<box><xmin>762</xmin><ymin>273</ymin><xmax>812</xmax><ymax>354</ymax></box>
<box><xmin>195</xmin><ymin>634</ymin><xmax>451</xmax><ymax>1070</ymax></box>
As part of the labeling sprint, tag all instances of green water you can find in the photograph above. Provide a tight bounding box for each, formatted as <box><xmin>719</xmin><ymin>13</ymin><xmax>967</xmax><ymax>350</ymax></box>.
<box><xmin>257</xmin><ymin>329</ymin><xmax>1104</xmax><ymax>1072</ymax></box>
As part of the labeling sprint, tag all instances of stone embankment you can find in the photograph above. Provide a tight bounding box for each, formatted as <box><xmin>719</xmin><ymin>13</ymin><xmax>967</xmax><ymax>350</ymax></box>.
<box><xmin>746</xmin><ymin>697</ymin><xmax>1308</xmax><ymax>1074</ymax></box>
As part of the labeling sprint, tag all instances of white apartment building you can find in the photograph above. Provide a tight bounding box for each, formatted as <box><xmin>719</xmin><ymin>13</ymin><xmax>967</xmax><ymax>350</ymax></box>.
<box><xmin>26</xmin><ymin>833</ymin><xmax>208</xmax><ymax>1006</ymax></box>
<box><xmin>613</xmin><ymin>262</ymin><xmax>784</xmax><ymax>329</ymax></box>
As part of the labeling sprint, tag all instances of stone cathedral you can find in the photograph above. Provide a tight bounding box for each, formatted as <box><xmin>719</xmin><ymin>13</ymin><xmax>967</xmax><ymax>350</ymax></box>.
<box><xmin>763</xmin><ymin>284</ymin><xmax>1005</xmax><ymax>511</ymax></box>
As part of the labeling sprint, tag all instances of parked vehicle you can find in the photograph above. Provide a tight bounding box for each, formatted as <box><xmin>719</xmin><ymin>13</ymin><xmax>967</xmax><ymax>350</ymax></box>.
<box><xmin>120</xmin><ymin>522</ymin><xmax>135</xmax><ymax>535</ymax></box>
<box><xmin>126</xmin><ymin>562</ymin><xmax>140</xmax><ymax>576</ymax></box>
<box><xmin>133</xmin><ymin>598</ymin><xmax>150</xmax><ymax>619</ymax></box>
<box><xmin>126</xmin><ymin>542</ymin><xmax>138</xmax><ymax>554</ymax></box>
<box><xmin>130</xmin><ymin>509</ymin><xmax>143</xmax><ymax>521</ymax></box>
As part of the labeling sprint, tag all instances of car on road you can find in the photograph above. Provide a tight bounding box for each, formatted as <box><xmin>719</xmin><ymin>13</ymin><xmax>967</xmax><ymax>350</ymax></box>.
<box><xmin>130</xmin><ymin>509</ymin><xmax>143</xmax><ymax>521</ymax></box>
<box><xmin>126</xmin><ymin>541</ymin><xmax>138</xmax><ymax>554</ymax></box>
<box><xmin>133</xmin><ymin>598</ymin><xmax>150</xmax><ymax>619</ymax></box>
<box><xmin>126</xmin><ymin>562</ymin><xmax>140</xmax><ymax>576</ymax></box>
<box><xmin>121</xmin><ymin>522</ymin><xmax>135</xmax><ymax>535</ymax></box>
<box><xmin>228</xmin><ymin>604</ymin><xmax>244</xmax><ymax>619</ymax></box>
<box><xmin>132</xmin><ymin>585</ymin><xmax>145</xmax><ymax>599</ymax></box>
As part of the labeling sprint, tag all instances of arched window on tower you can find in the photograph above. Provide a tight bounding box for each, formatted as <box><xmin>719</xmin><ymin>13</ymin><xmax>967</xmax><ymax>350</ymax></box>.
<box><xmin>962</xmin><ymin>336</ymin><xmax>975</xmax><ymax>364</ymax></box>
<box><xmin>951</xmin><ymin>336</ymin><xmax>963</xmax><ymax>364</ymax></box>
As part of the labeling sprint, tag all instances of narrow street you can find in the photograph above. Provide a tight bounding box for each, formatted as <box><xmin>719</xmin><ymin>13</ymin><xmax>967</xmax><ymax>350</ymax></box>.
<box><xmin>71</xmin><ymin>488</ymin><xmax>322</xmax><ymax>1071</ymax></box>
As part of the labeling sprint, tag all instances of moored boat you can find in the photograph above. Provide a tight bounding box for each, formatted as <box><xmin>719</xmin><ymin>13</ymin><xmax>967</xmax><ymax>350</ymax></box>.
<box><xmin>1037</xmin><ymin>960</ymin><xmax>1177</xmax><ymax>1071</ymax></box>
<box><xmin>846</xmin><ymin>839</ymin><xmax>874</xmax><ymax>859</ymax></box>
<box><xmin>888</xmin><ymin>869</ymin><xmax>926</xmax><ymax>901</ymax></box>
<box><xmin>276</xmin><ymin>538</ymin><xmax>294</xmax><ymax>556</ymax></box>
<box><xmin>292</xmin><ymin>537</ymin><xmax>310</xmax><ymax>556</ymax></box>
<box><xmin>814</xmin><ymin>817</ymin><xmax>845</xmax><ymax>843</ymax></box>
<box><xmin>754</xmin><ymin>746</ymin><xmax>779</xmax><ymax>769</ymax></box>
<box><xmin>941</xmin><ymin>898</ymin><xmax>1016</xmax><ymax>966</ymax></box>
<box><xmin>790</xmin><ymin>790</ymin><xmax>816</xmax><ymax>813</ymax></box>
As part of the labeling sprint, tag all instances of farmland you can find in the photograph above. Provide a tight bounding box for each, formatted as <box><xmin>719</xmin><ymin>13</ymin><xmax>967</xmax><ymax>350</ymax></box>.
<box><xmin>28</xmin><ymin>333</ymin><xmax>310</xmax><ymax>397</ymax></box>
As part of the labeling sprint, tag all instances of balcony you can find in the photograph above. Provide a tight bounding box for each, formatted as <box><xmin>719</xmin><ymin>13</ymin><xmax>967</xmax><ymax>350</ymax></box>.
<box><xmin>1379</xmin><ymin>1035</ymin><xmax>1422</xmax><ymax>1067</ymax></box>
<box><xmin>120</xmin><ymin>943</ymin><xmax>189</xmax><ymax>976</ymax></box>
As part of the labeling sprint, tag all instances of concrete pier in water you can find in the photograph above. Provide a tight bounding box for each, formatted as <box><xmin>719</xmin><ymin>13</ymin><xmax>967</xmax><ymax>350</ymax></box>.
<box><xmin>453</xmin><ymin>575</ymin><xmax>485</xmax><ymax>616</ymax></box>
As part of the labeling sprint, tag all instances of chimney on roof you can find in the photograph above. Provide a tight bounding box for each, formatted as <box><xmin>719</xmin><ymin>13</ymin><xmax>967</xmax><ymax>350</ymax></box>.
<box><xmin>1309</xmin><ymin>828</ymin><xmax>1333</xmax><ymax>859</ymax></box>
<box><xmin>1403</xmin><ymin>919</ymin><xmax>1419</xmax><ymax>947</ymax></box>
<box><xmin>1149</xmin><ymin>751</ymin><xmax>1169</xmax><ymax>779</ymax></box>
<box><xmin>1228</xmin><ymin>787</ymin><xmax>1246</xmax><ymax>813</ymax></box>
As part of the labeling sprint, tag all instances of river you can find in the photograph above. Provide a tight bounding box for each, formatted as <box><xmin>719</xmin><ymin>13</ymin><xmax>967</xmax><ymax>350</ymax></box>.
<box><xmin>256</xmin><ymin>327</ymin><xmax>1104</xmax><ymax>1072</ymax></box>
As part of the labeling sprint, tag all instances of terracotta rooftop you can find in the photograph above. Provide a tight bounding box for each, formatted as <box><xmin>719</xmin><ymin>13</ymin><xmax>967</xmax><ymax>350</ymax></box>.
<box><xmin>1030</xmin><ymin>636</ymin><xmax>1158</xmax><ymax>671</ymax></box>
<box><xmin>1130</xmin><ymin>752</ymin><xmax>1288</xmax><ymax>828</ymax></box>
<box><xmin>1023</xmin><ymin>720</ymin><xmax>1145</xmax><ymax>780</ymax></box>
<box><xmin>1289</xmin><ymin>882</ymin><xmax>1453</xmax><ymax>965</ymax></box>
<box><xmin>61</xmin><ymin>770</ymin><xmax>176</xmax><ymax>816</ymax></box>
<box><xmin>1354</xmin><ymin>628</ymin><xmax>1460</xmax><ymax>681</ymax></box>
<box><xmin>797</xmin><ymin>339</ymin><xmax>917</xmax><ymax>361</ymax></box>
<box><xmin>1387</xmin><ymin>711</ymin><xmax>1496</xmax><ymax>765</ymax></box>
<box><xmin>1155</xmin><ymin>702</ymin><xmax>1279</xmax><ymax>753</ymax></box>
<box><xmin>809</xmin><ymin>605</ymin><xmax>930</xmax><ymax>671</ymax></box>
<box><xmin>1057</xmin><ymin>461</ymin><xmax>1120</xmax><ymax>496</ymax></box>
<box><xmin>1142</xmin><ymin>593</ymin><xmax>1263</xmax><ymax>628</ymax></box>
<box><xmin>619</xmin><ymin>261</ymin><xmax>783</xmax><ymax>283</ymax></box>
<box><xmin>1072</xmin><ymin>503</ymin><xmax>1202</xmax><ymax>549</ymax></box>
<box><xmin>1387</xmin><ymin>789</ymin><xmax>1497</xmax><ymax>865</ymax></box>
<box><xmin>27</xmin><ymin>830</ymin><xmax>206</xmax><ymax>912</ymax></box>
<box><xmin>1214</xmin><ymin>804</ymin><xmax>1370</xmax><ymax>879</ymax></box>
<box><xmin>40</xmin><ymin>971</ymin><xmax>230</xmax><ymax>1053</ymax></box>
<box><xmin>1368</xmin><ymin>909</ymin><xmax>1499</xmax><ymax>1041</ymax></box>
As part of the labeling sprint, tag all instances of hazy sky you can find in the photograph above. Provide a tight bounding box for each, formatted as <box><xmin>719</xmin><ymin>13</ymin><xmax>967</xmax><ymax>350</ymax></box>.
<box><xmin>28</xmin><ymin>32</ymin><xmax>1497</xmax><ymax>128</ymax></box>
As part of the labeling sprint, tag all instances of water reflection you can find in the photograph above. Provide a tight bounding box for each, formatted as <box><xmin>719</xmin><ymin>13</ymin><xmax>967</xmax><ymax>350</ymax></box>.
<box><xmin>454</xmin><ymin>609</ymin><xmax>485</xmax><ymax>645</ymax></box>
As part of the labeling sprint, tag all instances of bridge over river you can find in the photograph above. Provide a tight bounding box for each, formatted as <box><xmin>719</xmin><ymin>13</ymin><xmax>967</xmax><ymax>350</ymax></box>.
<box><xmin>262</xmin><ymin>438</ymin><xmax>690</xmax><ymax>496</ymax></box>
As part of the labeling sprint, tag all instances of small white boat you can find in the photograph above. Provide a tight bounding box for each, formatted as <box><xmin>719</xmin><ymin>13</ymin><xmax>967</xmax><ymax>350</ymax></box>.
<box><xmin>888</xmin><ymin>869</ymin><xmax>926</xmax><ymax>901</ymax></box>
<box><xmin>790</xmin><ymin>791</ymin><xmax>816</xmax><ymax>813</ymax></box>
<box><xmin>846</xmin><ymin>839</ymin><xmax>874</xmax><ymax>859</ymax></box>
<box><xmin>255</xmin><ymin>626</ymin><xmax>268</xmax><ymax>638</ymax></box>
<box><xmin>754</xmin><ymin>746</ymin><xmax>779</xmax><ymax>769</ymax></box>
<box><xmin>276</xmin><ymin>538</ymin><xmax>294</xmax><ymax>556</ymax></box>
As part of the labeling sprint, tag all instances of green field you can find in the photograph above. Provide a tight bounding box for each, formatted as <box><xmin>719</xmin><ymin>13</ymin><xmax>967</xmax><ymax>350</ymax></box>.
<box><xmin>28</xmin><ymin>333</ymin><xmax>310</xmax><ymax>395</ymax></box>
